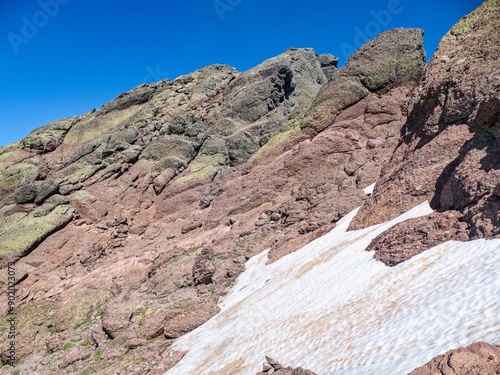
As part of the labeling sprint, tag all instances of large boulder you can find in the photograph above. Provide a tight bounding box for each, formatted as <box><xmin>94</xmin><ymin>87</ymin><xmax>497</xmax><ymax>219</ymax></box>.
<box><xmin>302</xmin><ymin>28</ymin><xmax>425</xmax><ymax>136</ymax></box>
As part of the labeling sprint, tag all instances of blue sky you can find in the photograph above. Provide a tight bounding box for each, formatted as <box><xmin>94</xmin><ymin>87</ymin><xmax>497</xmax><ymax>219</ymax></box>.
<box><xmin>0</xmin><ymin>0</ymin><xmax>482</xmax><ymax>147</ymax></box>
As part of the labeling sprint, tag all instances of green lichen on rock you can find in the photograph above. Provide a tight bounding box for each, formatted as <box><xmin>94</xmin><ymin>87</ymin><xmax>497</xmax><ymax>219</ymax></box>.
<box><xmin>0</xmin><ymin>163</ymin><xmax>39</xmax><ymax>191</ymax></box>
<box><xmin>173</xmin><ymin>153</ymin><xmax>226</xmax><ymax>186</ymax></box>
<box><xmin>69</xmin><ymin>190</ymin><xmax>97</xmax><ymax>204</ymax></box>
<box><xmin>132</xmin><ymin>305</ymin><xmax>159</xmax><ymax>326</ymax></box>
<box><xmin>64</xmin><ymin>164</ymin><xmax>106</xmax><ymax>186</ymax></box>
<box><xmin>0</xmin><ymin>204</ymin><xmax>74</xmax><ymax>258</ymax></box>
<box><xmin>63</xmin><ymin>105</ymin><xmax>144</xmax><ymax>146</ymax></box>
<box><xmin>21</xmin><ymin>117</ymin><xmax>76</xmax><ymax>152</ymax></box>
<box><xmin>141</xmin><ymin>135</ymin><xmax>197</xmax><ymax>163</ymax></box>
<box><xmin>342</xmin><ymin>28</ymin><xmax>426</xmax><ymax>92</ymax></box>
<box><xmin>250</xmin><ymin>120</ymin><xmax>301</xmax><ymax>161</ymax></box>
<box><xmin>171</xmin><ymin>136</ymin><xmax>228</xmax><ymax>186</ymax></box>
<box><xmin>0</xmin><ymin>300</ymin><xmax>54</xmax><ymax>334</ymax></box>
<box><xmin>55</xmin><ymin>292</ymin><xmax>110</xmax><ymax>331</ymax></box>
<box><xmin>0</xmin><ymin>149</ymin><xmax>29</xmax><ymax>166</ymax></box>
<box><xmin>33</xmin><ymin>195</ymin><xmax>70</xmax><ymax>217</ymax></box>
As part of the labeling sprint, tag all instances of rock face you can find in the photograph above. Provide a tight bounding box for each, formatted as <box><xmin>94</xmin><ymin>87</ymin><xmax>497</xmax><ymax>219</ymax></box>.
<box><xmin>409</xmin><ymin>342</ymin><xmax>500</xmax><ymax>375</ymax></box>
<box><xmin>350</xmin><ymin>0</ymin><xmax>500</xmax><ymax>264</ymax></box>
<box><xmin>0</xmin><ymin>28</ymin><xmax>426</xmax><ymax>373</ymax></box>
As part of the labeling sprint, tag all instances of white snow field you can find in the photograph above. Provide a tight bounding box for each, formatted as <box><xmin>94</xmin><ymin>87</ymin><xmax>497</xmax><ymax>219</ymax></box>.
<box><xmin>166</xmin><ymin>202</ymin><xmax>500</xmax><ymax>375</ymax></box>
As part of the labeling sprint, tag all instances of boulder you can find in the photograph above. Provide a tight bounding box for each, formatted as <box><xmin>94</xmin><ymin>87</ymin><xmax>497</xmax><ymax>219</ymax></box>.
<box><xmin>192</xmin><ymin>248</ymin><xmax>216</xmax><ymax>285</ymax></box>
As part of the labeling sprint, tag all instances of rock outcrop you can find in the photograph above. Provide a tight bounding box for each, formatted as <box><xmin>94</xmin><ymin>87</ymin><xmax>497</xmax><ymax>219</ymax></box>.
<box><xmin>256</xmin><ymin>357</ymin><xmax>317</xmax><ymax>375</ymax></box>
<box><xmin>0</xmin><ymin>27</ymin><xmax>426</xmax><ymax>374</ymax></box>
<box><xmin>409</xmin><ymin>342</ymin><xmax>500</xmax><ymax>375</ymax></box>
<box><xmin>349</xmin><ymin>0</ymin><xmax>500</xmax><ymax>265</ymax></box>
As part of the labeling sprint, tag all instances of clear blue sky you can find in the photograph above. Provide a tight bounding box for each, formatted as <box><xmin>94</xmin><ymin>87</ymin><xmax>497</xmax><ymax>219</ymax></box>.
<box><xmin>0</xmin><ymin>0</ymin><xmax>482</xmax><ymax>147</ymax></box>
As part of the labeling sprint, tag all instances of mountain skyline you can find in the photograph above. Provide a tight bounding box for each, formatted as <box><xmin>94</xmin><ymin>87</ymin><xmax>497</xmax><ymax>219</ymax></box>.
<box><xmin>0</xmin><ymin>0</ymin><xmax>482</xmax><ymax>146</ymax></box>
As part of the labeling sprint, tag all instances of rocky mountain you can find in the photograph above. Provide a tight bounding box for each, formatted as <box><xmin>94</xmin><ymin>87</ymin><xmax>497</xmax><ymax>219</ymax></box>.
<box><xmin>0</xmin><ymin>0</ymin><xmax>498</xmax><ymax>374</ymax></box>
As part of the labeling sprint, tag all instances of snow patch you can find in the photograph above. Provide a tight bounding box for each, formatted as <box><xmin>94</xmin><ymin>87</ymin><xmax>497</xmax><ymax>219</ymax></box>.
<box><xmin>166</xmin><ymin>202</ymin><xmax>500</xmax><ymax>374</ymax></box>
<box><xmin>363</xmin><ymin>182</ymin><xmax>376</xmax><ymax>196</ymax></box>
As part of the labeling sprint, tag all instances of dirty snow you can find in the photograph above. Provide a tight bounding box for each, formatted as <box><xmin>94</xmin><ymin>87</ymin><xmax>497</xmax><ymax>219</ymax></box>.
<box><xmin>166</xmin><ymin>201</ymin><xmax>500</xmax><ymax>374</ymax></box>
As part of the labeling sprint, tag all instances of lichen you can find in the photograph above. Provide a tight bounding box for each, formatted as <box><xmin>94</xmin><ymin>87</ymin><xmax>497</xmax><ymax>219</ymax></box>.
<box><xmin>70</xmin><ymin>190</ymin><xmax>97</xmax><ymax>204</ymax></box>
<box><xmin>250</xmin><ymin>120</ymin><xmax>301</xmax><ymax>161</ymax></box>
<box><xmin>0</xmin><ymin>163</ymin><xmax>39</xmax><ymax>191</ymax></box>
<box><xmin>173</xmin><ymin>153</ymin><xmax>226</xmax><ymax>186</ymax></box>
<box><xmin>0</xmin><ymin>300</ymin><xmax>55</xmax><ymax>337</ymax></box>
<box><xmin>0</xmin><ymin>204</ymin><xmax>74</xmax><ymax>258</ymax></box>
<box><xmin>63</xmin><ymin>106</ymin><xmax>142</xmax><ymax>146</ymax></box>
<box><xmin>55</xmin><ymin>292</ymin><xmax>110</xmax><ymax>331</ymax></box>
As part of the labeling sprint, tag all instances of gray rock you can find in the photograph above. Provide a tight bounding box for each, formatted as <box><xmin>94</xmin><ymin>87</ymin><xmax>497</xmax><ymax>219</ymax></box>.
<box><xmin>318</xmin><ymin>54</ymin><xmax>339</xmax><ymax>68</ymax></box>
<box><xmin>99</xmin><ymin>85</ymin><xmax>156</xmax><ymax>114</ymax></box>
<box><xmin>318</xmin><ymin>53</ymin><xmax>340</xmax><ymax>80</ymax></box>
<box><xmin>34</xmin><ymin>180</ymin><xmax>59</xmax><ymax>205</ymax></box>
<box><xmin>13</xmin><ymin>183</ymin><xmax>38</xmax><ymax>204</ymax></box>
<box><xmin>12</xmin><ymin>180</ymin><xmax>59</xmax><ymax>205</ymax></box>
<box><xmin>266</xmin><ymin>356</ymin><xmax>279</xmax><ymax>365</ymax></box>
<box><xmin>342</xmin><ymin>28</ymin><xmax>425</xmax><ymax>92</ymax></box>
<box><xmin>220</xmin><ymin>48</ymin><xmax>327</xmax><ymax>164</ymax></box>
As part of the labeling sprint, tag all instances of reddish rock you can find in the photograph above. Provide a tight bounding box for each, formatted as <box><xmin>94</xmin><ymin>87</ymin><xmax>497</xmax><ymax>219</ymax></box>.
<box><xmin>366</xmin><ymin>211</ymin><xmax>469</xmax><ymax>266</ymax></box>
<box><xmin>350</xmin><ymin>0</ymin><xmax>500</xmax><ymax>249</ymax></box>
<box><xmin>163</xmin><ymin>302</ymin><xmax>220</xmax><ymax>339</ymax></box>
<box><xmin>192</xmin><ymin>247</ymin><xmax>216</xmax><ymax>285</ymax></box>
<box><xmin>409</xmin><ymin>342</ymin><xmax>500</xmax><ymax>375</ymax></box>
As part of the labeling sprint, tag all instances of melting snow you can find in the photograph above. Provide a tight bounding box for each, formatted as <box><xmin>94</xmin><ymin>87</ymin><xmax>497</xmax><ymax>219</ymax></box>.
<box><xmin>166</xmin><ymin>202</ymin><xmax>500</xmax><ymax>375</ymax></box>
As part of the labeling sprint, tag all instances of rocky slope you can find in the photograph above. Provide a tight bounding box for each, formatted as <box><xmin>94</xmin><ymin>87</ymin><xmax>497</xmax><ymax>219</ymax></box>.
<box><xmin>350</xmin><ymin>0</ymin><xmax>500</xmax><ymax>265</ymax></box>
<box><xmin>0</xmin><ymin>28</ymin><xmax>425</xmax><ymax>374</ymax></box>
<box><xmin>0</xmin><ymin>0</ymin><xmax>498</xmax><ymax>373</ymax></box>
